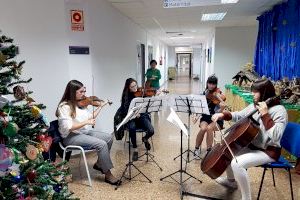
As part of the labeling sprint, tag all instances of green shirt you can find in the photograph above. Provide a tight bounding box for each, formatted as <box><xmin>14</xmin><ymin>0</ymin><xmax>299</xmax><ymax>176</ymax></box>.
<box><xmin>146</xmin><ymin>68</ymin><xmax>161</xmax><ymax>88</ymax></box>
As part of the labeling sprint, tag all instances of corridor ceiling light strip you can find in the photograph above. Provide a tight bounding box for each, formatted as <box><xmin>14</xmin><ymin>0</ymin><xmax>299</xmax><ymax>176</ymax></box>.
<box><xmin>170</xmin><ymin>36</ymin><xmax>194</xmax><ymax>39</ymax></box>
<box><xmin>221</xmin><ymin>0</ymin><xmax>239</xmax><ymax>4</ymax></box>
<box><xmin>201</xmin><ymin>12</ymin><xmax>226</xmax><ymax>21</ymax></box>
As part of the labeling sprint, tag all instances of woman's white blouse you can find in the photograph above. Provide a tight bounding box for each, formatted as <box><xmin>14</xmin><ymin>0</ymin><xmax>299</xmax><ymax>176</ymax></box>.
<box><xmin>57</xmin><ymin>102</ymin><xmax>92</xmax><ymax>138</ymax></box>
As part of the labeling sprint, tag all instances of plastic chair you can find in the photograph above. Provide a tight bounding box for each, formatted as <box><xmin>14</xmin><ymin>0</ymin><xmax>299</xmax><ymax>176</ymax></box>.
<box><xmin>59</xmin><ymin>142</ymin><xmax>96</xmax><ymax>187</ymax></box>
<box><xmin>257</xmin><ymin>122</ymin><xmax>300</xmax><ymax>200</ymax></box>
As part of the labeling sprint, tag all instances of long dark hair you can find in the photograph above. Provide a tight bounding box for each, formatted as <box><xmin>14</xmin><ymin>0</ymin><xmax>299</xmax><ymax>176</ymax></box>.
<box><xmin>56</xmin><ymin>80</ymin><xmax>84</xmax><ymax>118</ymax></box>
<box><xmin>206</xmin><ymin>75</ymin><xmax>218</xmax><ymax>91</ymax></box>
<box><xmin>121</xmin><ymin>78</ymin><xmax>137</xmax><ymax>105</ymax></box>
<box><xmin>251</xmin><ymin>79</ymin><xmax>279</xmax><ymax>106</ymax></box>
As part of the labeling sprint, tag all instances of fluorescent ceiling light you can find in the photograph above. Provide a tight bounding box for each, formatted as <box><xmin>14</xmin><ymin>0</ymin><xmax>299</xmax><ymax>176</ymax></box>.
<box><xmin>201</xmin><ymin>12</ymin><xmax>226</xmax><ymax>21</ymax></box>
<box><xmin>221</xmin><ymin>0</ymin><xmax>239</xmax><ymax>4</ymax></box>
<box><xmin>170</xmin><ymin>36</ymin><xmax>194</xmax><ymax>39</ymax></box>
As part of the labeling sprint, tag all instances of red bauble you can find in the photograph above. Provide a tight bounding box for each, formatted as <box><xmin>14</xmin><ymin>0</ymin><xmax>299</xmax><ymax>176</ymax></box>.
<box><xmin>26</xmin><ymin>170</ymin><xmax>37</xmax><ymax>182</ymax></box>
<box><xmin>37</xmin><ymin>134</ymin><xmax>45</xmax><ymax>141</ymax></box>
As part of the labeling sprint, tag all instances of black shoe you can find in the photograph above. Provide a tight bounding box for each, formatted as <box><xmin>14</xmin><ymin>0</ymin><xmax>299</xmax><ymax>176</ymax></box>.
<box><xmin>132</xmin><ymin>151</ymin><xmax>138</xmax><ymax>161</ymax></box>
<box><xmin>142</xmin><ymin>137</ymin><xmax>151</xmax><ymax>151</ymax></box>
<box><xmin>93</xmin><ymin>164</ymin><xmax>104</xmax><ymax>174</ymax></box>
<box><xmin>105</xmin><ymin>178</ymin><xmax>121</xmax><ymax>186</ymax></box>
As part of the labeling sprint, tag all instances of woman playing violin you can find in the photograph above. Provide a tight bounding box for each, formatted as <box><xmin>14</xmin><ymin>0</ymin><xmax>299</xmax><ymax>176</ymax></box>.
<box><xmin>194</xmin><ymin>75</ymin><xmax>226</xmax><ymax>159</ymax></box>
<box><xmin>56</xmin><ymin>80</ymin><xmax>119</xmax><ymax>185</ymax></box>
<box><xmin>211</xmin><ymin>79</ymin><xmax>287</xmax><ymax>200</ymax></box>
<box><xmin>120</xmin><ymin>78</ymin><xmax>154</xmax><ymax>161</ymax></box>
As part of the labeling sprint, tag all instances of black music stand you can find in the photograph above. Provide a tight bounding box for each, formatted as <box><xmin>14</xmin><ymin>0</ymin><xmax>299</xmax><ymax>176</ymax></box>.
<box><xmin>130</xmin><ymin>96</ymin><xmax>164</xmax><ymax>171</ymax></box>
<box><xmin>115</xmin><ymin>105</ymin><xmax>152</xmax><ymax>190</ymax></box>
<box><xmin>160</xmin><ymin>108</ymin><xmax>220</xmax><ymax>200</ymax></box>
<box><xmin>172</xmin><ymin>95</ymin><xmax>209</xmax><ymax>164</ymax></box>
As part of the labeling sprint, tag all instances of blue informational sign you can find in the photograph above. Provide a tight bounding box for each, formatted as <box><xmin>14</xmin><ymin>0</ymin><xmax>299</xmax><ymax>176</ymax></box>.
<box><xmin>69</xmin><ymin>46</ymin><xmax>89</xmax><ymax>55</ymax></box>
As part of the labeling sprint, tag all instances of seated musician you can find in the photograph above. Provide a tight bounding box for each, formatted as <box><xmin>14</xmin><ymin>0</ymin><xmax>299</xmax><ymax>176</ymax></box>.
<box><xmin>194</xmin><ymin>75</ymin><xmax>226</xmax><ymax>159</ymax></box>
<box><xmin>56</xmin><ymin>80</ymin><xmax>119</xmax><ymax>185</ymax></box>
<box><xmin>211</xmin><ymin>79</ymin><xmax>288</xmax><ymax>200</ymax></box>
<box><xmin>120</xmin><ymin>78</ymin><xmax>154</xmax><ymax>161</ymax></box>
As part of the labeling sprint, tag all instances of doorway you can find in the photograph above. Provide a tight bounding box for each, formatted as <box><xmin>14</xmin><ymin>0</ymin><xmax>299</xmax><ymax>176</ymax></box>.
<box><xmin>176</xmin><ymin>53</ymin><xmax>192</xmax><ymax>78</ymax></box>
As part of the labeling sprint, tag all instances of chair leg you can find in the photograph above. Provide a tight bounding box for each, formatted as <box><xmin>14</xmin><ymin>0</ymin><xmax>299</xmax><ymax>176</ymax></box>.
<box><xmin>82</xmin><ymin>150</ymin><xmax>92</xmax><ymax>187</ymax></box>
<box><xmin>257</xmin><ymin>168</ymin><xmax>267</xmax><ymax>200</ymax></box>
<box><xmin>288</xmin><ymin>168</ymin><xmax>294</xmax><ymax>200</ymax></box>
<box><xmin>271</xmin><ymin>168</ymin><xmax>276</xmax><ymax>187</ymax></box>
<box><xmin>63</xmin><ymin>149</ymin><xmax>67</xmax><ymax>162</ymax></box>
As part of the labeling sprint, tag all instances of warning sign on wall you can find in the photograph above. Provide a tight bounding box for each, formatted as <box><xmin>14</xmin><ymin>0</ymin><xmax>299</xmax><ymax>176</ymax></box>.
<box><xmin>71</xmin><ymin>10</ymin><xmax>84</xmax><ymax>31</ymax></box>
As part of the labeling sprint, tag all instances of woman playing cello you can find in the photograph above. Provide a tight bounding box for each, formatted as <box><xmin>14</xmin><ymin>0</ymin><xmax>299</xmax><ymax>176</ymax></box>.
<box><xmin>211</xmin><ymin>79</ymin><xmax>288</xmax><ymax>200</ymax></box>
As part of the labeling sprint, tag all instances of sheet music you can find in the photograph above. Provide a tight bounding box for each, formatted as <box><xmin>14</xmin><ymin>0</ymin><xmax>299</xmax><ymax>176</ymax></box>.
<box><xmin>129</xmin><ymin>96</ymin><xmax>165</xmax><ymax>114</ymax></box>
<box><xmin>170</xmin><ymin>94</ymin><xmax>210</xmax><ymax>115</ymax></box>
<box><xmin>116</xmin><ymin>105</ymin><xmax>142</xmax><ymax>131</ymax></box>
<box><xmin>167</xmin><ymin>107</ymin><xmax>188</xmax><ymax>136</ymax></box>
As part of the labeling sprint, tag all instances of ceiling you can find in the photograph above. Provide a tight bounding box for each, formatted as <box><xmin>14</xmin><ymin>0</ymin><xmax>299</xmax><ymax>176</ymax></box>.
<box><xmin>107</xmin><ymin>0</ymin><xmax>284</xmax><ymax>46</ymax></box>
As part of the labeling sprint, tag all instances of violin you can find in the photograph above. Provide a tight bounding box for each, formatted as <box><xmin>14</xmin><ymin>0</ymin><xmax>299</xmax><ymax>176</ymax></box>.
<box><xmin>205</xmin><ymin>88</ymin><xmax>226</xmax><ymax>105</ymax></box>
<box><xmin>134</xmin><ymin>87</ymin><xmax>156</xmax><ymax>97</ymax></box>
<box><xmin>77</xmin><ymin>96</ymin><xmax>112</xmax><ymax>108</ymax></box>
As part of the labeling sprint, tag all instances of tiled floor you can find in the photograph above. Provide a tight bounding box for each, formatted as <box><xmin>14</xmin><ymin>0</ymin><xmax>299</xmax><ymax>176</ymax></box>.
<box><xmin>66</xmin><ymin>74</ymin><xmax>300</xmax><ymax>200</ymax></box>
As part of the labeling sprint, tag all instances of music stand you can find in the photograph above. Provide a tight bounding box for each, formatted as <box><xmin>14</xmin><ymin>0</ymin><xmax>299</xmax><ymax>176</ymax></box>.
<box><xmin>115</xmin><ymin>104</ymin><xmax>152</xmax><ymax>190</ymax></box>
<box><xmin>129</xmin><ymin>96</ymin><xmax>164</xmax><ymax>171</ymax></box>
<box><xmin>171</xmin><ymin>94</ymin><xmax>210</xmax><ymax>164</ymax></box>
<box><xmin>161</xmin><ymin>108</ymin><xmax>220</xmax><ymax>200</ymax></box>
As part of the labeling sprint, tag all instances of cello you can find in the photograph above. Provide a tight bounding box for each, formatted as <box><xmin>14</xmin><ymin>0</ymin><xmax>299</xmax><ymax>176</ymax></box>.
<box><xmin>200</xmin><ymin>95</ymin><xmax>281</xmax><ymax>179</ymax></box>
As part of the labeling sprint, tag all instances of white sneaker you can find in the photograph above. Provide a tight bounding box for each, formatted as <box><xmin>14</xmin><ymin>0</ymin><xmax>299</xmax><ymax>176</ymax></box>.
<box><xmin>193</xmin><ymin>148</ymin><xmax>201</xmax><ymax>160</ymax></box>
<box><xmin>215</xmin><ymin>177</ymin><xmax>238</xmax><ymax>189</ymax></box>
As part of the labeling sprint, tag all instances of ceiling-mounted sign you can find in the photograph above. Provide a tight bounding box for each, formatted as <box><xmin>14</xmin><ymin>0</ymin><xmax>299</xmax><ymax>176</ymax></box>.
<box><xmin>163</xmin><ymin>0</ymin><xmax>220</xmax><ymax>8</ymax></box>
<box><xmin>71</xmin><ymin>10</ymin><xmax>84</xmax><ymax>31</ymax></box>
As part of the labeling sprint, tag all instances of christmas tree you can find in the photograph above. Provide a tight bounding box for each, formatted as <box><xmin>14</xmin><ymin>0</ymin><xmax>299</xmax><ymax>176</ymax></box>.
<box><xmin>0</xmin><ymin>32</ymin><xmax>77</xmax><ymax>199</ymax></box>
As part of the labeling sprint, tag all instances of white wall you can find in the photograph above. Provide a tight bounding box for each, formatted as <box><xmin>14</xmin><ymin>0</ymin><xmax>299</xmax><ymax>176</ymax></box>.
<box><xmin>147</xmin><ymin>34</ymin><xmax>168</xmax><ymax>87</ymax></box>
<box><xmin>192</xmin><ymin>47</ymin><xmax>202</xmax><ymax>78</ymax></box>
<box><xmin>167</xmin><ymin>46</ymin><xmax>176</xmax><ymax>67</ymax></box>
<box><xmin>64</xmin><ymin>0</ymin><xmax>93</xmax><ymax>91</ymax></box>
<box><xmin>0</xmin><ymin>0</ymin><xmax>70</xmax><ymax>120</ymax></box>
<box><xmin>214</xmin><ymin>26</ymin><xmax>258</xmax><ymax>91</ymax></box>
<box><xmin>203</xmin><ymin>30</ymin><xmax>215</xmax><ymax>84</ymax></box>
<box><xmin>0</xmin><ymin>0</ymin><xmax>169</xmax><ymax>132</ymax></box>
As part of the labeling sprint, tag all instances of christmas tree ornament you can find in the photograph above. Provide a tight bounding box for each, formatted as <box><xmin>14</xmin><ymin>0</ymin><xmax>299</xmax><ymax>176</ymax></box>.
<box><xmin>0</xmin><ymin>95</ymin><xmax>9</xmax><ymax>108</ymax></box>
<box><xmin>13</xmin><ymin>85</ymin><xmax>26</xmax><ymax>101</ymax></box>
<box><xmin>25</xmin><ymin>144</ymin><xmax>38</xmax><ymax>160</ymax></box>
<box><xmin>39</xmin><ymin>113</ymin><xmax>50</xmax><ymax>127</ymax></box>
<box><xmin>26</xmin><ymin>169</ymin><xmax>37</xmax><ymax>182</ymax></box>
<box><xmin>13</xmin><ymin>175</ymin><xmax>22</xmax><ymax>183</ymax></box>
<box><xmin>9</xmin><ymin>163</ymin><xmax>20</xmax><ymax>176</ymax></box>
<box><xmin>54</xmin><ymin>184</ymin><xmax>63</xmax><ymax>193</ymax></box>
<box><xmin>31</xmin><ymin>106</ymin><xmax>41</xmax><ymax>119</ymax></box>
<box><xmin>41</xmin><ymin>136</ymin><xmax>52</xmax><ymax>152</ymax></box>
<box><xmin>31</xmin><ymin>106</ymin><xmax>50</xmax><ymax>126</ymax></box>
<box><xmin>0</xmin><ymin>144</ymin><xmax>13</xmax><ymax>172</ymax></box>
<box><xmin>37</xmin><ymin>134</ymin><xmax>45</xmax><ymax>141</ymax></box>
<box><xmin>3</xmin><ymin>122</ymin><xmax>19</xmax><ymax>137</ymax></box>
